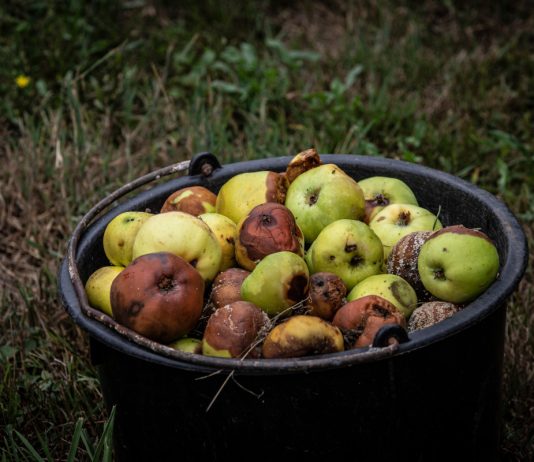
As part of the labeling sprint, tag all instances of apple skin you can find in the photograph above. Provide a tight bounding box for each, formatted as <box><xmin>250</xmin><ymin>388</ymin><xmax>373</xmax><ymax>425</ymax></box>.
<box><xmin>241</xmin><ymin>251</ymin><xmax>309</xmax><ymax>316</ymax></box>
<box><xmin>161</xmin><ymin>186</ymin><xmax>217</xmax><ymax>216</ymax></box>
<box><xmin>306</xmin><ymin>272</ymin><xmax>347</xmax><ymax>320</ymax></box>
<box><xmin>347</xmin><ymin>274</ymin><xmax>417</xmax><ymax>319</ymax></box>
<box><xmin>262</xmin><ymin>315</ymin><xmax>344</xmax><ymax>359</ymax></box>
<box><xmin>103</xmin><ymin>211</ymin><xmax>153</xmax><ymax>267</ymax></box>
<box><xmin>285</xmin><ymin>164</ymin><xmax>365</xmax><ymax>244</ymax></box>
<box><xmin>216</xmin><ymin>171</ymin><xmax>287</xmax><ymax>224</ymax></box>
<box><xmin>408</xmin><ymin>301</ymin><xmax>461</xmax><ymax>332</ymax></box>
<box><xmin>210</xmin><ymin>268</ymin><xmax>250</xmax><ymax>310</ymax></box>
<box><xmin>284</xmin><ymin>147</ymin><xmax>322</xmax><ymax>184</ymax></box>
<box><xmin>369</xmin><ymin>203</ymin><xmax>442</xmax><ymax>261</ymax></box>
<box><xmin>387</xmin><ymin>230</ymin><xmax>434</xmax><ymax>301</ymax></box>
<box><xmin>306</xmin><ymin>219</ymin><xmax>384</xmax><ymax>290</ymax></box>
<box><xmin>131</xmin><ymin>211</ymin><xmax>222</xmax><ymax>281</ymax></box>
<box><xmin>202</xmin><ymin>301</ymin><xmax>270</xmax><ymax>359</ymax></box>
<box><xmin>168</xmin><ymin>337</ymin><xmax>203</xmax><ymax>354</ymax></box>
<box><xmin>198</xmin><ymin>212</ymin><xmax>237</xmax><ymax>272</ymax></box>
<box><xmin>235</xmin><ymin>202</ymin><xmax>304</xmax><ymax>271</ymax></box>
<box><xmin>332</xmin><ymin>295</ymin><xmax>405</xmax><ymax>348</ymax></box>
<box><xmin>417</xmin><ymin>225</ymin><xmax>500</xmax><ymax>303</ymax></box>
<box><xmin>357</xmin><ymin>176</ymin><xmax>418</xmax><ymax>223</ymax></box>
<box><xmin>110</xmin><ymin>252</ymin><xmax>205</xmax><ymax>343</ymax></box>
<box><xmin>84</xmin><ymin>265</ymin><xmax>124</xmax><ymax>316</ymax></box>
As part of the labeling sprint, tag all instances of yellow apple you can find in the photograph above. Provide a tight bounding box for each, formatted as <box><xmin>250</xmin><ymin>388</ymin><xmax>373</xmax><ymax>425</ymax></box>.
<box><xmin>131</xmin><ymin>211</ymin><xmax>222</xmax><ymax>281</ymax></box>
<box><xmin>198</xmin><ymin>212</ymin><xmax>237</xmax><ymax>272</ymax></box>
<box><xmin>84</xmin><ymin>265</ymin><xmax>124</xmax><ymax>316</ymax></box>
<box><xmin>103</xmin><ymin>211</ymin><xmax>153</xmax><ymax>267</ymax></box>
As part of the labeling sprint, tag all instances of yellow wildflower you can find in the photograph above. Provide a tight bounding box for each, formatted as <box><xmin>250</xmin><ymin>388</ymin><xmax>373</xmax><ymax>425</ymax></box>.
<box><xmin>15</xmin><ymin>75</ymin><xmax>31</xmax><ymax>89</ymax></box>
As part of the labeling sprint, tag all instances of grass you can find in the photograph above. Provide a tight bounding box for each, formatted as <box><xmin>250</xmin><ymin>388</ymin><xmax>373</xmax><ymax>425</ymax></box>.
<box><xmin>1</xmin><ymin>0</ymin><xmax>532</xmax><ymax>460</ymax></box>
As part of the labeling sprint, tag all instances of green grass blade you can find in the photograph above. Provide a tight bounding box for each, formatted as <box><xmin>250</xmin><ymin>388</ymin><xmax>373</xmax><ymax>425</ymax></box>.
<box><xmin>92</xmin><ymin>406</ymin><xmax>116</xmax><ymax>461</ymax></box>
<box><xmin>14</xmin><ymin>430</ymin><xmax>46</xmax><ymax>462</ymax></box>
<box><xmin>79</xmin><ymin>429</ymin><xmax>95</xmax><ymax>460</ymax></box>
<box><xmin>66</xmin><ymin>417</ymin><xmax>84</xmax><ymax>462</ymax></box>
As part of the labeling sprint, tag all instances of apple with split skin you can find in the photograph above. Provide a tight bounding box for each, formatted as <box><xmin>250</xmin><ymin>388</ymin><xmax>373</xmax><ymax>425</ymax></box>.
<box><xmin>285</xmin><ymin>164</ymin><xmax>365</xmax><ymax>244</ymax></box>
<box><xmin>417</xmin><ymin>225</ymin><xmax>500</xmax><ymax>304</ymax></box>
<box><xmin>357</xmin><ymin>176</ymin><xmax>419</xmax><ymax>223</ymax></box>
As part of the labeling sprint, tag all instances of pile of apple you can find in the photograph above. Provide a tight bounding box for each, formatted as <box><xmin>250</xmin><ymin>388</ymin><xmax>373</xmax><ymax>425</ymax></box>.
<box><xmin>85</xmin><ymin>149</ymin><xmax>500</xmax><ymax>359</ymax></box>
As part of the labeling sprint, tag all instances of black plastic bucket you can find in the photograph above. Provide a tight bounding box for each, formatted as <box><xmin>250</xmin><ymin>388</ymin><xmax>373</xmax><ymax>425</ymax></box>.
<box><xmin>58</xmin><ymin>153</ymin><xmax>528</xmax><ymax>461</ymax></box>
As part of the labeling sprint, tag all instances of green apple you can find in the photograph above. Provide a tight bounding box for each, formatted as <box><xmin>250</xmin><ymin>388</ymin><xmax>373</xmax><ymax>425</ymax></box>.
<box><xmin>306</xmin><ymin>219</ymin><xmax>383</xmax><ymax>290</ymax></box>
<box><xmin>241</xmin><ymin>251</ymin><xmax>309</xmax><ymax>316</ymax></box>
<box><xmin>369</xmin><ymin>203</ymin><xmax>442</xmax><ymax>261</ymax></box>
<box><xmin>103</xmin><ymin>211</ymin><xmax>153</xmax><ymax>267</ymax></box>
<box><xmin>347</xmin><ymin>274</ymin><xmax>417</xmax><ymax>319</ymax></box>
<box><xmin>358</xmin><ymin>176</ymin><xmax>418</xmax><ymax>223</ymax></box>
<box><xmin>417</xmin><ymin>225</ymin><xmax>500</xmax><ymax>303</ymax></box>
<box><xmin>132</xmin><ymin>211</ymin><xmax>222</xmax><ymax>281</ymax></box>
<box><xmin>199</xmin><ymin>212</ymin><xmax>237</xmax><ymax>272</ymax></box>
<box><xmin>85</xmin><ymin>265</ymin><xmax>124</xmax><ymax>316</ymax></box>
<box><xmin>285</xmin><ymin>164</ymin><xmax>365</xmax><ymax>244</ymax></box>
<box><xmin>216</xmin><ymin>171</ymin><xmax>287</xmax><ymax>224</ymax></box>
<box><xmin>168</xmin><ymin>337</ymin><xmax>203</xmax><ymax>354</ymax></box>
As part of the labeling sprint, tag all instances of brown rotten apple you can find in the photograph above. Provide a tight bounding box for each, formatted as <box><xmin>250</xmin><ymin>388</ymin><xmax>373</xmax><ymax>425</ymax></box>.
<box><xmin>387</xmin><ymin>230</ymin><xmax>434</xmax><ymax>301</ymax></box>
<box><xmin>284</xmin><ymin>147</ymin><xmax>322</xmax><ymax>184</ymax></box>
<box><xmin>202</xmin><ymin>301</ymin><xmax>270</xmax><ymax>358</ymax></box>
<box><xmin>332</xmin><ymin>295</ymin><xmax>405</xmax><ymax>348</ymax></box>
<box><xmin>262</xmin><ymin>315</ymin><xmax>344</xmax><ymax>359</ymax></box>
<box><xmin>110</xmin><ymin>252</ymin><xmax>204</xmax><ymax>343</ymax></box>
<box><xmin>305</xmin><ymin>272</ymin><xmax>347</xmax><ymax>320</ymax></box>
<box><xmin>235</xmin><ymin>202</ymin><xmax>304</xmax><ymax>271</ymax></box>
<box><xmin>210</xmin><ymin>267</ymin><xmax>250</xmax><ymax>310</ymax></box>
<box><xmin>161</xmin><ymin>186</ymin><xmax>217</xmax><ymax>216</ymax></box>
